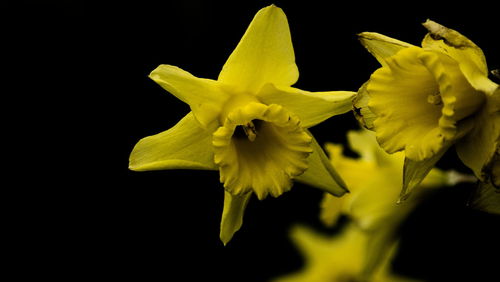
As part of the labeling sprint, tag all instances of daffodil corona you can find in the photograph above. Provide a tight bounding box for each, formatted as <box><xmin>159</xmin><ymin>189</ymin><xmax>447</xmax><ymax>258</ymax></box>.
<box><xmin>212</xmin><ymin>102</ymin><xmax>313</xmax><ymax>199</ymax></box>
<box><xmin>129</xmin><ymin>5</ymin><xmax>355</xmax><ymax>244</ymax></box>
<box><xmin>368</xmin><ymin>46</ymin><xmax>485</xmax><ymax>161</ymax></box>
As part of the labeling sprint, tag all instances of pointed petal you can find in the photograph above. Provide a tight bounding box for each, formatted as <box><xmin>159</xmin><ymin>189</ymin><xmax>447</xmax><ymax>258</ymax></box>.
<box><xmin>149</xmin><ymin>65</ymin><xmax>229</xmax><ymax>129</ymax></box>
<box><xmin>456</xmin><ymin>90</ymin><xmax>500</xmax><ymax>181</ymax></box>
<box><xmin>220</xmin><ymin>191</ymin><xmax>252</xmax><ymax>245</ymax></box>
<box><xmin>296</xmin><ymin>135</ymin><xmax>348</xmax><ymax>196</ymax></box>
<box><xmin>218</xmin><ymin>5</ymin><xmax>298</xmax><ymax>93</ymax></box>
<box><xmin>422</xmin><ymin>20</ymin><xmax>498</xmax><ymax>94</ymax></box>
<box><xmin>358</xmin><ymin>32</ymin><xmax>414</xmax><ymax>67</ymax></box>
<box><xmin>129</xmin><ymin>112</ymin><xmax>217</xmax><ymax>171</ymax></box>
<box><xmin>400</xmin><ymin>145</ymin><xmax>450</xmax><ymax>202</ymax></box>
<box><xmin>258</xmin><ymin>84</ymin><xmax>355</xmax><ymax>128</ymax></box>
<box><xmin>319</xmin><ymin>193</ymin><xmax>344</xmax><ymax>227</ymax></box>
<box><xmin>353</xmin><ymin>81</ymin><xmax>376</xmax><ymax>130</ymax></box>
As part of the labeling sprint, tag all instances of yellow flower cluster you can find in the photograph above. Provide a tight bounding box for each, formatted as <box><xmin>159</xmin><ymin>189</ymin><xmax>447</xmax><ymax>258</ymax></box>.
<box><xmin>128</xmin><ymin>4</ymin><xmax>498</xmax><ymax>280</ymax></box>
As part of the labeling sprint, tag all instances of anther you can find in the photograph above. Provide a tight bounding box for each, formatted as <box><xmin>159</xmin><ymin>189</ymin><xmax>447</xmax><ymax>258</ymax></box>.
<box><xmin>427</xmin><ymin>93</ymin><xmax>443</xmax><ymax>106</ymax></box>
<box><xmin>243</xmin><ymin>121</ymin><xmax>257</xmax><ymax>141</ymax></box>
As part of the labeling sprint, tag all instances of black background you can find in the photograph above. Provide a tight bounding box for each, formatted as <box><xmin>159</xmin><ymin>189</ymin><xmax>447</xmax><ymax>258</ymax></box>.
<box><xmin>10</xmin><ymin>1</ymin><xmax>500</xmax><ymax>281</ymax></box>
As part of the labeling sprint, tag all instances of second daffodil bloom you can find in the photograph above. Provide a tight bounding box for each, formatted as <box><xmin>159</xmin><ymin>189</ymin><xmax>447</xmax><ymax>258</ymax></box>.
<box><xmin>355</xmin><ymin>20</ymin><xmax>499</xmax><ymax>198</ymax></box>
<box><xmin>129</xmin><ymin>5</ymin><xmax>355</xmax><ymax>244</ymax></box>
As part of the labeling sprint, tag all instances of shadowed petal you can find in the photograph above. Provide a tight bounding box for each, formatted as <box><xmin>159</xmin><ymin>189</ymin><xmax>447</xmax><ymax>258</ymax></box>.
<box><xmin>456</xmin><ymin>90</ymin><xmax>500</xmax><ymax>180</ymax></box>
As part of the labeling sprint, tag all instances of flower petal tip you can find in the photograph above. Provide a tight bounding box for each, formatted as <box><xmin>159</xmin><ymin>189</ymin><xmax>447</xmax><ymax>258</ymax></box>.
<box><xmin>220</xmin><ymin>237</ymin><xmax>230</xmax><ymax>246</ymax></box>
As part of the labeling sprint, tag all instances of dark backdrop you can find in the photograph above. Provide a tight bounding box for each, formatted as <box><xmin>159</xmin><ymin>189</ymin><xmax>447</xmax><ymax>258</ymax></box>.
<box><xmin>13</xmin><ymin>1</ymin><xmax>500</xmax><ymax>281</ymax></box>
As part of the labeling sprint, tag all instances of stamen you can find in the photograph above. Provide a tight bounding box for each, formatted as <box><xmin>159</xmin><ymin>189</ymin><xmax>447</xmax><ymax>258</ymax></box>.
<box><xmin>427</xmin><ymin>93</ymin><xmax>443</xmax><ymax>106</ymax></box>
<box><xmin>242</xmin><ymin>121</ymin><xmax>257</xmax><ymax>141</ymax></box>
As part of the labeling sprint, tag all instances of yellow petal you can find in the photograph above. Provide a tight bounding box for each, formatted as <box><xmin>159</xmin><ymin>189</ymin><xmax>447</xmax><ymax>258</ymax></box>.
<box><xmin>368</xmin><ymin>46</ymin><xmax>484</xmax><ymax>161</ymax></box>
<box><xmin>456</xmin><ymin>90</ymin><xmax>500</xmax><ymax>181</ymax></box>
<box><xmin>324</xmin><ymin>140</ymin><xmax>403</xmax><ymax>230</ymax></box>
<box><xmin>319</xmin><ymin>143</ymin><xmax>367</xmax><ymax>227</ymax></box>
<box><xmin>220</xmin><ymin>191</ymin><xmax>252</xmax><ymax>245</ymax></box>
<box><xmin>348</xmin><ymin>170</ymin><xmax>402</xmax><ymax>230</ymax></box>
<box><xmin>258</xmin><ymin>83</ymin><xmax>355</xmax><ymax>128</ymax></box>
<box><xmin>346</xmin><ymin>129</ymin><xmax>397</xmax><ymax>165</ymax></box>
<box><xmin>358</xmin><ymin>32</ymin><xmax>414</xmax><ymax>67</ymax></box>
<box><xmin>324</xmin><ymin>142</ymin><xmax>375</xmax><ymax>194</ymax></box>
<box><xmin>129</xmin><ymin>112</ymin><xmax>216</xmax><ymax>171</ymax></box>
<box><xmin>400</xmin><ymin>147</ymin><xmax>449</xmax><ymax>201</ymax></box>
<box><xmin>274</xmin><ymin>224</ymin><xmax>367</xmax><ymax>282</ymax></box>
<box><xmin>323</xmin><ymin>130</ymin><xmax>453</xmax><ymax>229</ymax></box>
<box><xmin>292</xmin><ymin>224</ymin><xmax>366</xmax><ymax>267</ymax></box>
<box><xmin>149</xmin><ymin>65</ymin><xmax>230</xmax><ymax>129</ymax></box>
<box><xmin>274</xmin><ymin>223</ymin><xmax>418</xmax><ymax>282</ymax></box>
<box><xmin>218</xmin><ymin>5</ymin><xmax>299</xmax><ymax>93</ymax></box>
<box><xmin>319</xmin><ymin>193</ymin><xmax>344</xmax><ymax>227</ymax></box>
<box><xmin>212</xmin><ymin>102</ymin><xmax>313</xmax><ymax>200</ymax></box>
<box><xmin>296</xmin><ymin>136</ymin><xmax>348</xmax><ymax>197</ymax></box>
<box><xmin>421</xmin><ymin>19</ymin><xmax>498</xmax><ymax>95</ymax></box>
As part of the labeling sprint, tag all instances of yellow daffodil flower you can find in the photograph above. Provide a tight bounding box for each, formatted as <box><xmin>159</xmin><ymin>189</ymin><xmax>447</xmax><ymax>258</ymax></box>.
<box><xmin>354</xmin><ymin>20</ymin><xmax>499</xmax><ymax>198</ymax></box>
<box><xmin>273</xmin><ymin>224</ymin><xmax>420</xmax><ymax>282</ymax></box>
<box><xmin>320</xmin><ymin>129</ymin><xmax>451</xmax><ymax>230</ymax></box>
<box><xmin>129</xmin><ymin>5</ymin><xmax>355</xmax><ymax>244</ymax></box>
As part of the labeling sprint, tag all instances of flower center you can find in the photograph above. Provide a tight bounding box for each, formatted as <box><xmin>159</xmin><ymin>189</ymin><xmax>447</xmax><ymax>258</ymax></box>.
<box><xmin>212</xmin><ymin>102</ymin><xmax>313</xmax><ymax>200</ymax></box>
<box><xmin>427</xmin><ymin>92</ymin><xmax>443</xmax><ymax>106</ymax></box>
<box><xmin>233</xmin><ymin>120</ymin><xmax>261</xmax><ymax>142</ymax></box>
